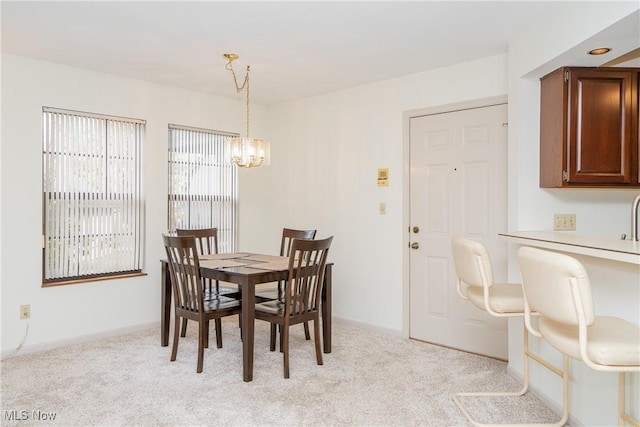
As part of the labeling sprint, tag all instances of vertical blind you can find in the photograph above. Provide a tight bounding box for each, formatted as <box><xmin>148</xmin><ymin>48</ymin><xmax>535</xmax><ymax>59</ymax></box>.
<box><xmin>42</xmin><ymin>107</ymin><xmax>145</xmax><ymax>283</ymax></box>
<box><xmin>168</xmin><ymin>124</ymin><xmax>238</xmax><ymax>253</ymax></box>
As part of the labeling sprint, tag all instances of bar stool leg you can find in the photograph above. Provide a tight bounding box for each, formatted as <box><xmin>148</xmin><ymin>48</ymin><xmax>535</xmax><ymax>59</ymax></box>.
<box><xmin>452</xmin><ymin>325</ymin><xmax>570</xmax><ymax>427</ymax></box>
<box><xmin>619</xmin><ymin>372</ymin><xmax>640</xmax><ymax>427</ymax></box>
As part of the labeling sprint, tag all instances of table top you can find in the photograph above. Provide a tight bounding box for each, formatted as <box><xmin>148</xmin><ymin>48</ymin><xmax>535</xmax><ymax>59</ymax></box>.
<box><xmin>162</xmin><ymin>252</ymin><xmax>333</xmax><ymax>280</ymax></box>
<box><xmin>199</xmin><ymin>253</ymin><xmax>288</xmax><ymax>272</ymax></box>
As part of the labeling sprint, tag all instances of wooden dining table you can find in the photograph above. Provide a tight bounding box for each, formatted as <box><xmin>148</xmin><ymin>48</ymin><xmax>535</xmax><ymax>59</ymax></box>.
<box><xmin>160</xmin><ymin>253</ymin><xmax>333</xmax><ymax>382</ymax></box>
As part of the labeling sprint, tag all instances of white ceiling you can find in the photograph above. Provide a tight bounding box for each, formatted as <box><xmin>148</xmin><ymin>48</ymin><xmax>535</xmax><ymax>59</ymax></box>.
<box><xmin>1</xmin><ymin>1</ymin><xmax>638</xmax><ymax>105</ymax></box>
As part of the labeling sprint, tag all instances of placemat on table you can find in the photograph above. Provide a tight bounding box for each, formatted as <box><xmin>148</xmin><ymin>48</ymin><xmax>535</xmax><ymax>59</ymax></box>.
<box><xmin>243</xmin><ymin>254</ymin><xmax>289</xmax><ymax>263</ymax></box>
<box><xmin>199</xmin><ymin>252</ymin><xmax>251</xmax><ymax>261</ymax></box>
<box><xmin>199</xmin><ymin>259</ymin><xmax>251</xmax><ymax>269</ymax></box>
<box><xmin>245</xmin><ymin>261</ymin><xmax>290</xmax><ymax>271</ymax></box>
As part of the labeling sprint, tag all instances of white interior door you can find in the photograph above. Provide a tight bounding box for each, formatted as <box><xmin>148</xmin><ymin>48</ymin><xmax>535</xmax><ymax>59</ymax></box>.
<box><xmin>408</xmin><ymin>103</ymin><xmax>509</xmax><ymax>359</ymax></box>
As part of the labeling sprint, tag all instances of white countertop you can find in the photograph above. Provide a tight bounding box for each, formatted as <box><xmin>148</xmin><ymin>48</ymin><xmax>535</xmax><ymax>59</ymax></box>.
<box><xmin>499</xmin><ymin>231</ymin><xmax>640</xmax><ymax>265</ymax></box>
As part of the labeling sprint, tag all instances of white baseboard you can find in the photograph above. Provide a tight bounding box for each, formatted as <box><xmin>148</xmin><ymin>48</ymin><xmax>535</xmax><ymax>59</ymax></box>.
<box><xmin>1</xmin><ymin>322</ymin><xmax>158</xmax><ymax>360</ymax></box>
<box><xmin>333</xmin><ymin>316</ymin><xmax>403</xmax><ymax>337</ymax></box>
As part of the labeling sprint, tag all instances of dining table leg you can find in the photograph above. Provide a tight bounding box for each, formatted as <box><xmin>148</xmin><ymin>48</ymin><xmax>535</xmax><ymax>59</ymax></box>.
<box><xmin>322</xmin><ymin>263</ymin><xmax>332</xmax><ymax>353</ymax></box>
<box><xmin>240</xmin><ymin>276</ymin><xmax>255</xmax><ymax>382</ymax></box>
<box><xmin>161</xmin><ymin>262</ymin><xmax>171</xmax><ymax>347</ymax></box>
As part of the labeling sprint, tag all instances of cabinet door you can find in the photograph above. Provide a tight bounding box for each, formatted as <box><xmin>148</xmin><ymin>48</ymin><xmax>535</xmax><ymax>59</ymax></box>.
<box><xmin>567</xmin><ymin>69</ymin><xmax>635</xmax><ymax>184</ymax></box>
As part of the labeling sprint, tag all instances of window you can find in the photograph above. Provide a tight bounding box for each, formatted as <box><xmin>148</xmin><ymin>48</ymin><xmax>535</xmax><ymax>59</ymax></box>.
<box><xmin>168</xmin><ymin>124</ymin><xmax>238</xmax><ymax>253</ymax></box>
<box><xmin>42</xmin><ymin>107</ymin><xmax>145</xmax><ymax>285</ymax></box>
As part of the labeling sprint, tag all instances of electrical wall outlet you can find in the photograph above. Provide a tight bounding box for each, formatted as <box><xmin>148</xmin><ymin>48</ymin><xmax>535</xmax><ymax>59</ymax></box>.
<box><xmin>20</xmin><ymin>304</ymin><xmax>30</xmax><ymax>320</ymax></box>
<box><xmin>553</xmin><ymin>214</ymin><xmax>576</xmax><ymax>231</ymax></box>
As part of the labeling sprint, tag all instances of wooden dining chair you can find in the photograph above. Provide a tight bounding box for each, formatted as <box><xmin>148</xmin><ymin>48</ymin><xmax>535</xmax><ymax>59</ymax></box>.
<box><xmin>255</xmin><ymin>228</ymin><xmax>317</xmax><ymax>340</ymax></box>
<box><xmin>162</xmin><ymin>234</ymin><xmax>241</xmax><ymax>373</ymax></box>
<box><xmin>254</xmin><ymin>236</ymin><xmax>333</xmax><ymax>378</ymax></box>
<box><xmin>176</xmin><ymin>227</ymin><xmax>241</xmax><ymax>337</ymax></box>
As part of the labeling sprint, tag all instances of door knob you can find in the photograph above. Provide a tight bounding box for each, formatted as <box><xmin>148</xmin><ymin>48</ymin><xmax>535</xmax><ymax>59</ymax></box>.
<box><xmin>412</xmin><ymin>226</ymin><xmax>420</xmax><ymax>233</ymax></box>
<box><xmin>410</xmin><ymin>242</ymin><xmax>419</xmax><ymax>249</ymax></box>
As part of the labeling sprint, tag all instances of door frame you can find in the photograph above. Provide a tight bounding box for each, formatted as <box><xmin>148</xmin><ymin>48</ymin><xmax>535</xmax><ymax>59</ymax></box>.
<box><xmin>401</xmin><ymin>95</ymin><xmax>508</xmax><ymax>338</ymax></box>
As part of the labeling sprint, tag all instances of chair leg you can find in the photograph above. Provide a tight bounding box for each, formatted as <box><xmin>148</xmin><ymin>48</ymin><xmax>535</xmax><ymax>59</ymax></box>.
<box><xmin>303</xmin><ymin>322</ymin><xmax>311</xmax><ymax>340</ymax></box>
<box><xmin>204</xmin><ymin>321</ymin><xmax>209</xmax><ymax>348</ymax></box>
<box><xmin>282</xmin><ymin>325</ymin><xmax>290</xmax><ymax>379</ymax></box>
<box><xmin>196</xmin><ymin>321</ymin><xmax>205</xmax><ymax>373</ymax></box>
<box><xmin>180</xmin><ymin>318</ymin><xmax>188</xmax><ymax>337</ymax></box>
<box><xmin>619</xmin><ymin>372</ymin><xmax>640</xmax><ymax>427</ymax></box>
<box><xmin>171</xmin><ymin>316</ymin><xmax>180</xmax><ymax>362</ymax></box>
<box><xmin>314</xmin><ymin>317</ymin><xmax>323</xmax><ymax>366</ymax></box>
<box><xmin>269</xmin><ymin>324</ymin><xmax>277</xmax><ymax>351</ymax></box>
<box><xmin>215</xmin><ymin>318</ymin><xmax>223</xmax><ymax>349</ymax></box>
<box><xmin>452</xmin><ymin>325</ymin><xmax>570</xmax><ymax>427</ymax></box>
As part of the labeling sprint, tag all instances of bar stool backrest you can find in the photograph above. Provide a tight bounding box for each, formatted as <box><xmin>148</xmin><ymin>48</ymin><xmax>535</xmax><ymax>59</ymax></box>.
<box><xmin>518</xmin><ymin>246</ymin><xmax>595</xmax><ymax>327</ymax></box>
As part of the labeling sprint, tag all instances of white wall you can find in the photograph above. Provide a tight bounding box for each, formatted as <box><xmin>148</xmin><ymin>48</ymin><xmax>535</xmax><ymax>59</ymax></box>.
<box><xmin>0</xmin><ymin>52</ymin><xmax>506</xmax><ymax>353</ymax></box>
<box><xmin>0</xmin><ymin>53</ymin><xmax>268</xmax><ymax>357</ymax></box>
<box><xmin>506</xmin><ymin>3</ymin><xmax>640</xmax><ymax>425</ymax></box>
<box><xmin>238</xmin><ymin>54</ymin><xmax>508</xmax><ymax>332</ymax></box>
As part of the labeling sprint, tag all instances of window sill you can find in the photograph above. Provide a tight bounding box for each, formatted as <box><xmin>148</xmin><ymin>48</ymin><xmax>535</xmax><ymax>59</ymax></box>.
<box><xmin>42</xmin><ymin>272</ymin><xmax>147</xmax><ymax>287</ymax></box>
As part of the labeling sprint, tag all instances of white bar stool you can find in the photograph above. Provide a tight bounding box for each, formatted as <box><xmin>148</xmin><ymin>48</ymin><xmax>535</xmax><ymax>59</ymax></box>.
<box><xmin>519</xmin><ymin>246</ymin><xmax>640</xmax><ymax>427</ymax></box>
<box><xmin>451</xmin><ymin>236</ymin><xmax>569</xmax><ymax>426</ymax></box>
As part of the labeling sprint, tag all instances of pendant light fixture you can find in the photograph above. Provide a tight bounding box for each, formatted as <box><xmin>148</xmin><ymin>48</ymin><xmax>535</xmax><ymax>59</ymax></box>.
<box><xmin>224</xmin><ymin>53</ymin><xmax>270</xmax><ymax>168</ymax></box>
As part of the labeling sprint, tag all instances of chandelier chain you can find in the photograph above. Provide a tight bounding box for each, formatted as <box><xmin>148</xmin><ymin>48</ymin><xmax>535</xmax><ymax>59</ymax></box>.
<box><xmin>226</xmin><ymin>61</ymin><xmax>251</xmax><ymax>138</ymax></box>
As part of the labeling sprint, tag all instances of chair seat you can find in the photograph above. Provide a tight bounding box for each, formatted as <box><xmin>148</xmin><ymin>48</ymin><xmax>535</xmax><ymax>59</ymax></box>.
<box><xmin>218</xmin><ymin>285</ymin><xmax>239</xmax><ymax>294</ymax></box>
<box><xmin>202</xmin><ymin>296</ymin><xmax>241</xmax><ymax>312</ymax></box>
<box><xmin>256</xmin><ymin>299</ymin><xmax>286</xmax><ymax>315</ymax></box>
<box><xmin>466</xmin><ymin>283</ymin><xmax>525</xmax><ymax>314</ymax></box>
<box><xmin>540</xmin><ymin>316</ymin><xmax>640</xmax><ymax>367</ymax></box>
<box><xmin>256</xmin><ymin>296</ymin><xmax>312</xmax><ymax>316</ymax></box>
<box><xmin>255</xmin><ymin>286</ymin><xmax>282</xmax><ymax>301</ymax></box>
<box><xmin>205</xmin><ymin>287</ymin><xmax>241</xmax><ymax>300</ymax></box>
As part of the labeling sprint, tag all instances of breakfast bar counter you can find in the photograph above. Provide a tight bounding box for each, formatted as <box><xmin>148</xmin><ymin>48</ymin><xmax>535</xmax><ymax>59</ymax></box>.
<box><xmin>499</xmin><ymin>231</ymin><xmax>640</xmax><ymax>265</ymax></box>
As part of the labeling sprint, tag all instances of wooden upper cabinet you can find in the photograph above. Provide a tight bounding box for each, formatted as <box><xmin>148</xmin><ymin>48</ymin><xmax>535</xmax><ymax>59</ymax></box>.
<box><xmin>539</xmin><ymin>67</ymin><xmax>639</xmax><ymax>188</ymax></box>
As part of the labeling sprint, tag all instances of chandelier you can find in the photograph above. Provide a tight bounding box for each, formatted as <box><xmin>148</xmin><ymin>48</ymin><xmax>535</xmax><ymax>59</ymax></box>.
<box><xmin>224</xmin><ymin>53</ymin><xmax>270</xmax><ymax>168</ymax></box>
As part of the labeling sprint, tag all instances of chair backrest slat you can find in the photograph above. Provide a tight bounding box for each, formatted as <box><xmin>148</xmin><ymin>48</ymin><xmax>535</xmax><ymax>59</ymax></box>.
<box><xmin>176</xmin><ymin>228</ymin><xmax>219</xmax><ymax>256</ymax></box>
<box><xmin>284</xmin><ymin>236</ymin><xmax>332</xmax><ymax>317</ymax></box>
<box><xmin>163</xmin><ymin>234</ymin><xmax>204</xmax><ymax>314</ymax></box>
<box><xmin>281</xmin><ymin>228</ymin><xmax>317</xmax><ymax>257</ymax></box>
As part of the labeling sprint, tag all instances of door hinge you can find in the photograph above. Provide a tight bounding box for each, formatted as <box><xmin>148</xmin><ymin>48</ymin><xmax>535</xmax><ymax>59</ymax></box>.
<box><xmin>564</xmin><ymin>70</ymin><xmax>569</xmax><ymax>82</ymax></box>
<box><xmin>562</xmin><ymin>170</ymin><xmax>569</xmax><ymax>181</ymax></box>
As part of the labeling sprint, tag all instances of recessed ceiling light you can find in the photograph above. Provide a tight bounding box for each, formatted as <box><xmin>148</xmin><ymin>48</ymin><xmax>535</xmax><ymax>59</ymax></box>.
<box><xmin>588</xmin><ymin>47</ymin><xmax>611</xmax><ymax>55</ymax></box>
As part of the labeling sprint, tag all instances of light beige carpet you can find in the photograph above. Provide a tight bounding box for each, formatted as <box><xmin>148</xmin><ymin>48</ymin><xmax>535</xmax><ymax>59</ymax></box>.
<box><xmin>0</xmin><ymin>318</ymin><xmax>561</xmax><ymax>426</ymax></box>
